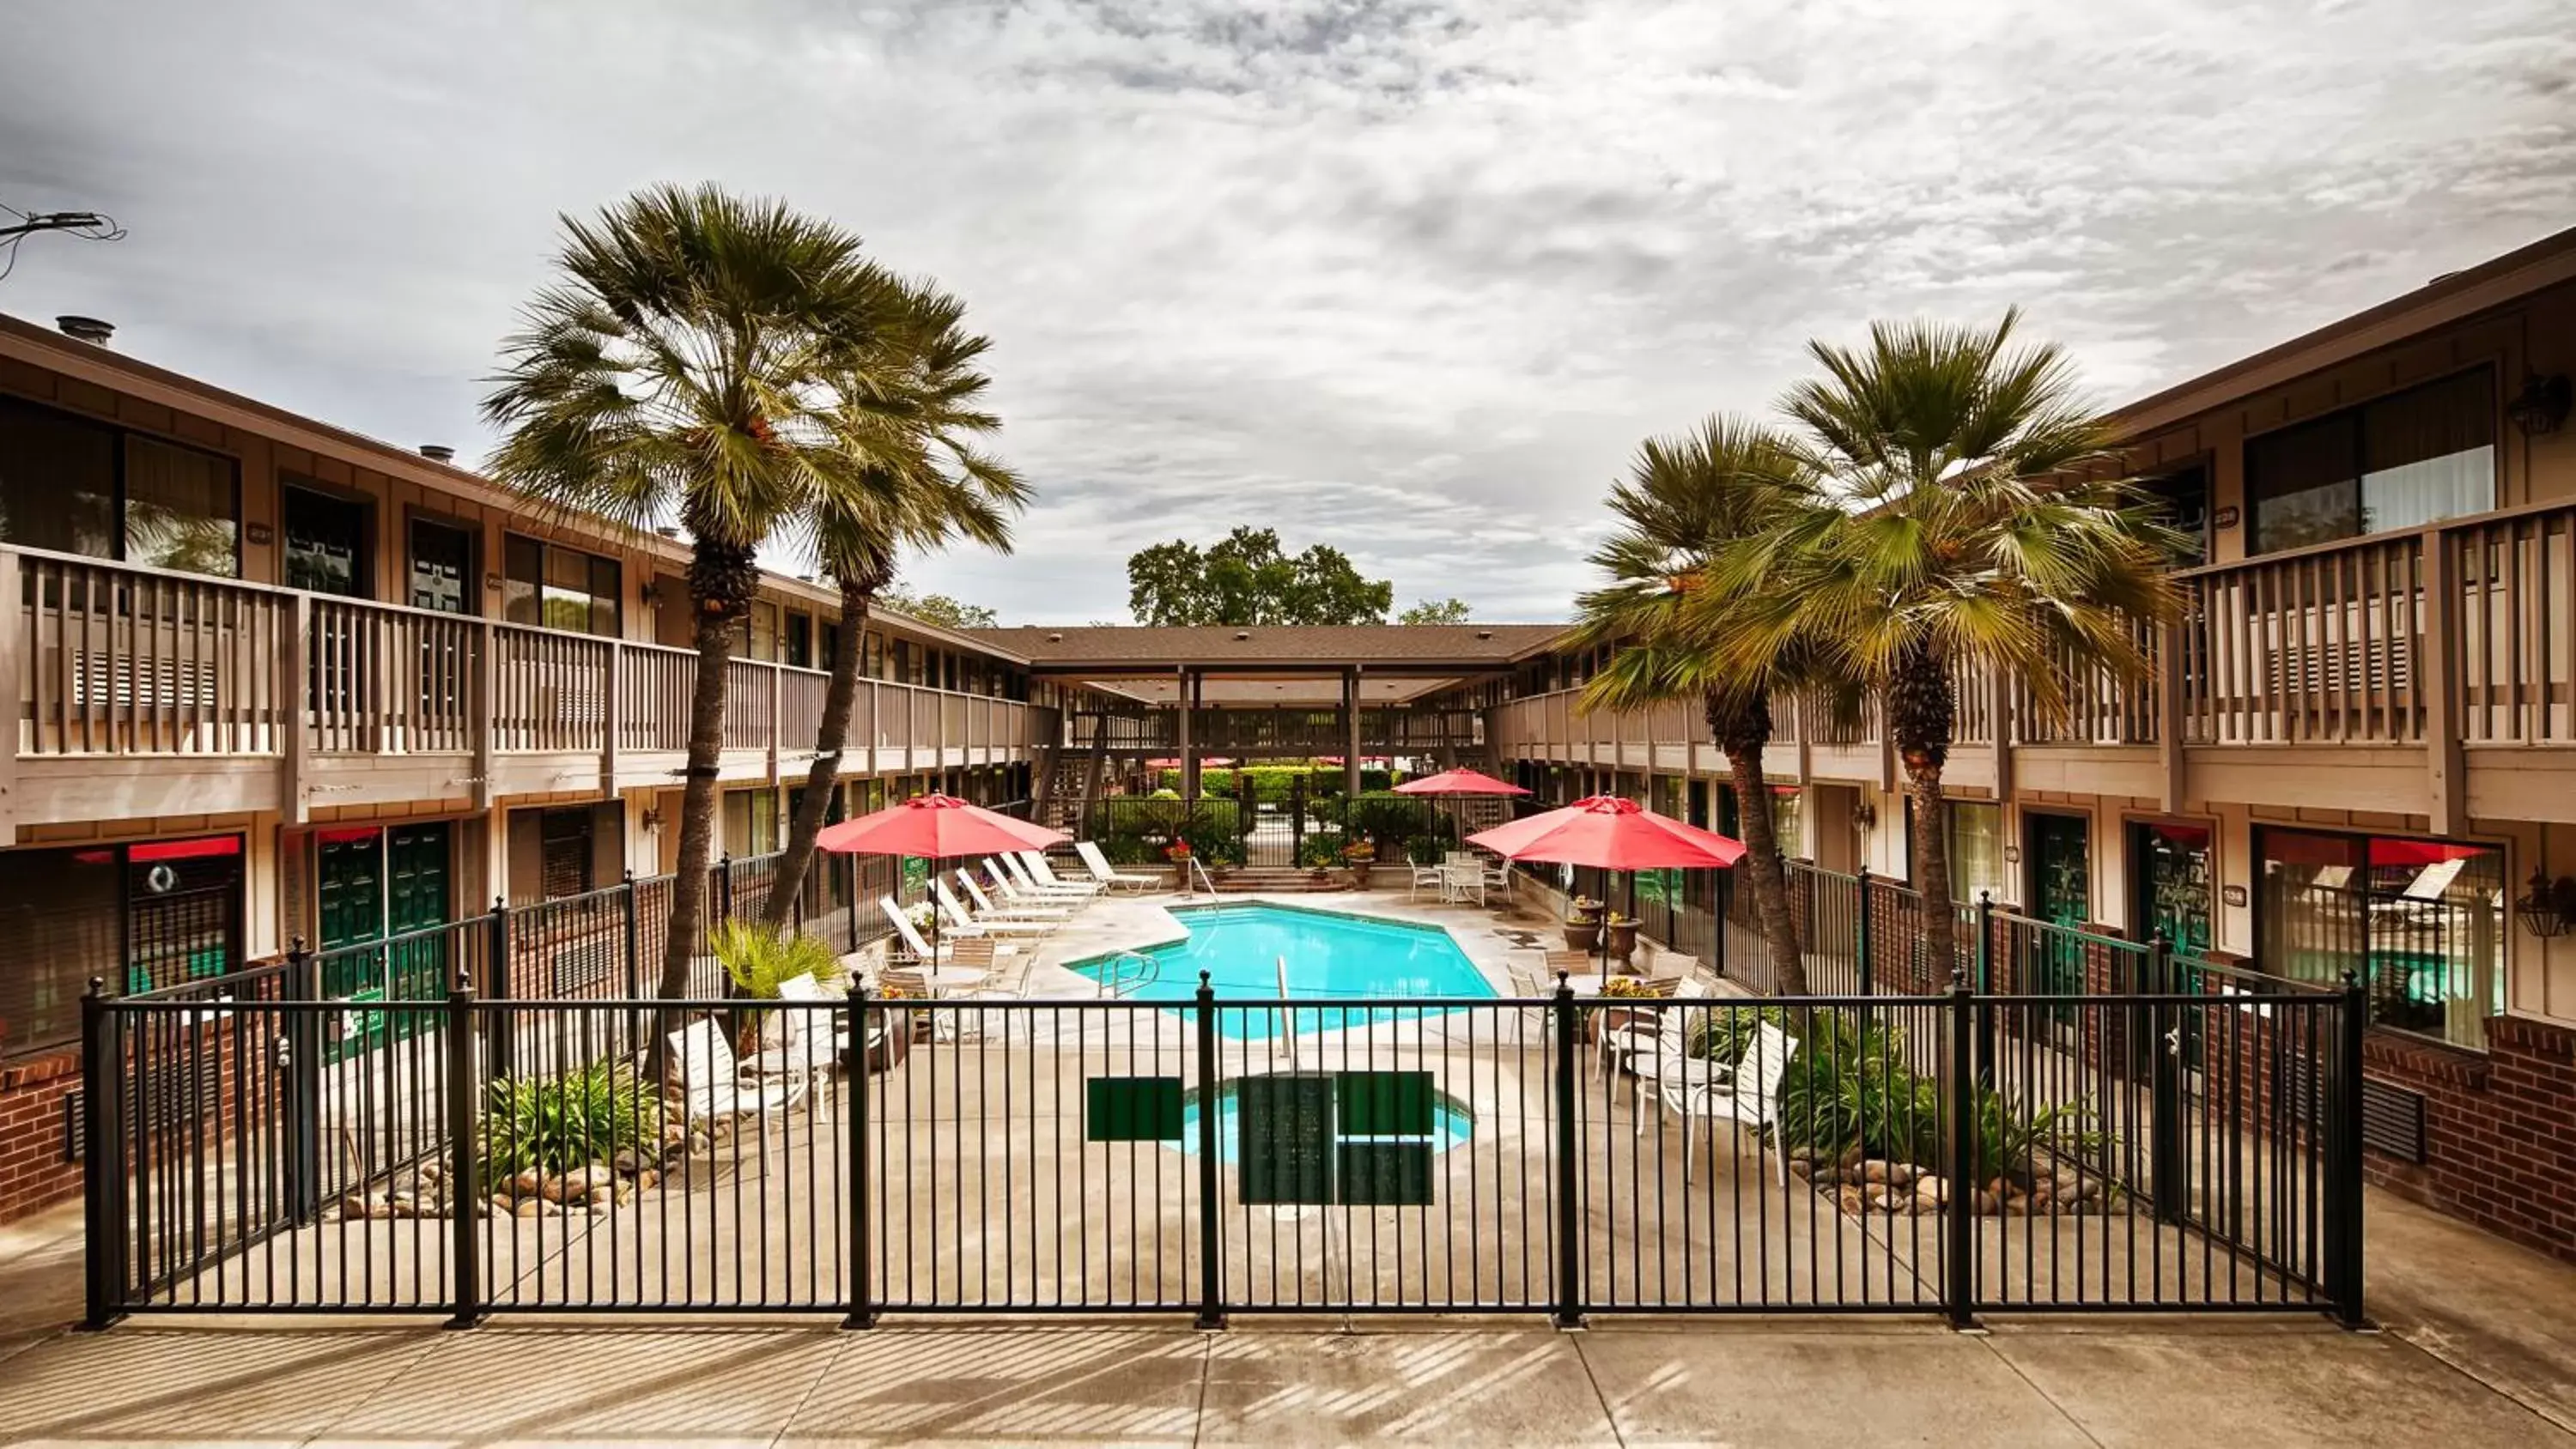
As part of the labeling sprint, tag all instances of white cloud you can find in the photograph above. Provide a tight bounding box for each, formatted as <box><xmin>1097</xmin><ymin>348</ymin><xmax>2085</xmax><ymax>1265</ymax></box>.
<box><xmin>3</xmin><ymin>0</ymin><xmax>2570</xmax><ymax>624</ymax></box>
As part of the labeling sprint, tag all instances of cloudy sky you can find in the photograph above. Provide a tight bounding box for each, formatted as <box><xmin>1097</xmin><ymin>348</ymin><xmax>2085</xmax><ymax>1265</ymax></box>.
<box><xmin>3</xmin><ymin>0</ymin><xmax>2570</xmax><ymax>623</ymax></box>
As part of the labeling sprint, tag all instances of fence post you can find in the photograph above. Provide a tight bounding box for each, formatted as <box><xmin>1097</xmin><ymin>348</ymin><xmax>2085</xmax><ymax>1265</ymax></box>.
<box><xmin>283</xmin><ymin>937</ymin><xmax>321</xmax><ymax>1225</ymax></box>
<box><xmin>445</xmin><ymin>967</ymin><xmax>483</xmax><ymax>1328</ymax></box>
<box><xmin>484</xmin><ymin>899</ymin><xmax>513</xmax><ymax>1073</ymax></box>
<box><xmin>1854</xmin><ymin>866</ymin><xmax>1874</xmax><ymax>998</ymax></box>
<box><xmin>79</xmin><ymin>977</ymin><xmax>125</xmax><ymax>1330</ymax></box>
<box><xmin>2148</xmin><ymin>933</ymin><xmax>2186</xmax><ymax>1227</ymax></box>
<box><xmin>621</xmin><ymin>870</ymin><xmax>641</xmax><ymax>997</ymax></box>
<box><xmin>1942</xmin><ymin>968</ymin><xmax>1978</xmax><ymax>1329</ymax></box>
<box><xmin>843</xmin><ymin>976</ymin><xmax>876</xmax><ymax>1329</ymax></box>
<box><xmin>2327</xmin><ymin>971</ymin><xmax>2370</xmax><ymax>1328</ymax></box>
<box><xmin>1551</xmin><ymin>971</ymin><xmax>1585</xmax><ymax>1330</ymax></box>
<box><xmin>715</xmin><ymin>852</ymin><xmax>734</xmax><ymax>927</ymax></box>
<box><xmin>1194</xmin><ymin>970</ymin><xmax>1227</xmax><ymax>1330</ymax></box>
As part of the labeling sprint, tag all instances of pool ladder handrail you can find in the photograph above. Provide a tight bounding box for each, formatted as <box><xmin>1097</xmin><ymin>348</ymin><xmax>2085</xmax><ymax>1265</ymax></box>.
<box><xmin>1101</xmin><ymin>950</ymin><xmax>1163</xmax><ymax>999</ymax></box>
<box><xmin>1179</xmin><ymin>854</ymin><xmax>1219</xmax><ymax>900</ymax></box>
<box><xmin>1273</xmin><ymin>954</ymin><xmax>1297</xmax><ymax>1066</ymax></box>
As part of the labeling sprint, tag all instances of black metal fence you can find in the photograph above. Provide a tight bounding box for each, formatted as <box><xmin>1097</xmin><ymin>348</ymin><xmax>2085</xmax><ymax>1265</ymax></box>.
<box><xmin>82</xmin><ymin>973</ymin><xmax>2366</xmax><ymax>1327</ymax></box>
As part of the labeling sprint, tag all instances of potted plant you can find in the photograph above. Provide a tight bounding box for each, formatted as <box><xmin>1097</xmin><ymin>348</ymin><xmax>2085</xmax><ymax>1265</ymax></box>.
<box><xmin>1603</xmin><ymin>910</ymin><xmax>1640</xmax><ymax>964</ymax></box>
<box><xmin>1563</xmin><ymin>894</ymin><xmax>1604</xmax><ymax>953</ymax></box>
<box><xmin>1165</xmin><ymin>836</ymin><xmax>1194</xmax><ymax>888</ymax></box>
<box><xmin>1344</xmin><ymin>836</ymin><xmax>1378</xmax><ymax>889</ymax></box>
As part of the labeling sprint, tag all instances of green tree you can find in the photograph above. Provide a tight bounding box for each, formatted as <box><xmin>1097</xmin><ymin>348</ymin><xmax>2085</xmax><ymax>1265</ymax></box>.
<box><xmin>1572</xmin><ymin>416</ymin><xmax>1839</xmax><ymax>994</ymax></box>
<box><xmin>1126</xmin><ymin>526</ymin><xmax>1393</xmax><ymax>625</ymax></box>
<box><xmin>484</xmin><ymin>184</ymin><xmax>914</xmax><ymax>999</ymax></box>
<box><xmin>1397</xmin><ymin>597</ymin><xmax>1472</xmax><ymax>625</ymax></box>
<box><xmin>880</xmin><ymin>585</ymin><xmax>999</xmax><ymax>630</ymax></box>
<box><xmin>1727</xmin><ymin>310</ymin><xmax>2183</xmax><ymax>973</ymax></box>
<box><xmin>764</xmin><ymin>285</ymin><xmax>1025</xmax><ymax>929</ymax></box>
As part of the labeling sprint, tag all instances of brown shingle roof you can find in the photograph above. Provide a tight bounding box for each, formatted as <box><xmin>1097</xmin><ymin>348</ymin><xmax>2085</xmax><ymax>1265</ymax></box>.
<box><xmin>969</xmin><ymin>623</ymin><xmax>1567</xmax><ymax>670</ymax></box>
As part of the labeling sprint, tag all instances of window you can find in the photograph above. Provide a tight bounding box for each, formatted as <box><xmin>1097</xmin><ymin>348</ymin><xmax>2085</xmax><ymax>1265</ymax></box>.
<box><xmin>2247</xmin><ymin>370</ymin><xmax>2494</xmax><ymax>555</ymax></box>
<box><xmin>1768</xmin><ymin>785</ymin><xmax>1804</xmax><ymax>859</ymax></box>
<box><xmin>538</xmin><ymin>808</ymin><xmax>595</xmax><ymax>900</ymax></box>
<box><xmin>280</xmin><ymin>483</ymin><xmax>369</xmax><ymax>597</ymax></box>
<box><xmin>2256</xmin><ymin>828</ymin><xmax>2504</xmax><ymax>1049</ymax></box>
<box><xmin>0</xmin><ymin>835</ymin><xmax>242</xmax><ymax>1056</ymax></box>
<box><xmin>502</xmin><ymin>535</ymin><xmax>620</xmax><ymax>637</ymax></box>
<box><xmin>2142</xmin><ymin>464</ymin><xmax>2210</xmax><ymax>569</ymax></box>
<box><xmin>0</xmin><ymin>397</ymin><xmax>239</xmax><ymax>578</ymax></box>
<box><xmin>723</xmin><ymin>789</ymin><xmax>779</xmax><ymax>857</ymax></box>
<box><xmin>784</xmin><ymin>611</ymin><xmax>812</xmax><ymax>670</ymax></box>
<box><xmin>740</xmin><ymin>600</ymin><xmax>780</xmax><ymax>661</ymax></box>
<box><xmin>1945</xmin><ymin>801</ymin><xmax>2006</xmax><ymax>904</ymax></box>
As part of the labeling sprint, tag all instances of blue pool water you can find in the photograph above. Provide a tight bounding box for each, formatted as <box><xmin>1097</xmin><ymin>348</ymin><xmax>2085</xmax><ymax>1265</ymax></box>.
<box><xmin>1174</xmin><ymin>1078</ymin><xmax>1477</xmax><ymax>1161</ymax></box>
<box><xmin>1069</xmin><ymin>904</ymin><xmax>1495</xmax><ymax>1039</ymax></box>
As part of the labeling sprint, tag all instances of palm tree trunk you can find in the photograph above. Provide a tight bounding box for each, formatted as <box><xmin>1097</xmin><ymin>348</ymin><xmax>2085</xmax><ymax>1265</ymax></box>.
<box><xmin>659</xmin><ymin>536</ymin><xmax>756</xmax><ymax>999</ymax></box>
<box><xmin>1887</xmin><ymin>640</ymin><xmax>1957</xmax><ymax>984</ymax></box>
<box><xmin>765</xmin><ymin>573</ymin><xmax>882</xmax><ymax>930</ymax></box>
<box><xmin>1706</xmin><ymin>687</ymin><xmax>1805</xmax><ymax>995</ymax></box>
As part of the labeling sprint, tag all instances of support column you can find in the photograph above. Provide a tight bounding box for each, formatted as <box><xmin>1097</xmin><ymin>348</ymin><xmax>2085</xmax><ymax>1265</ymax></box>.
<box><xmin>1344</xmin><ymin>668</ymin><xmax>1362</xmax><ymax>797</ymax></box>
<box><xmin>1178</xmin><ymin>666</ymin><xmax>1197</xmax><ymax>797</ymax></box>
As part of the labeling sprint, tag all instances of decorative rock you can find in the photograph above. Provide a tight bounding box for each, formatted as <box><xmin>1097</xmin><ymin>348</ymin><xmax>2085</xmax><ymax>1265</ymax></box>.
<box><xmin>416</xmin><ymin>1161</ymin><xmax>443</xmax><ymax>1185</ymax></box>
<box><xmin>514</xmin><ymin>1197</ymin><xmax>546</xmax><ymax>1218</ymax></box>
<box><xmin>1912</xmin><ymin>1175</ymin><xmax>1947</xmax><ymax>1206</ymax></box>
<box><xmin>631</xmin><ymin>1167</ymin><xmax>659</xmax><ymax>1192</ymax></box>
<box><xmin>489</xmin><ymin>1196</ymin><xmax>516</xmax><ymax>1217</ymax></box>
<box><xmin>337</xmin><ymin>1192</ymin><xmax>374</xmax><ymax>1219</ymax></box>
<box><xmin>1834</xmin><ymin>1185</ymin><xmax>1868</xmax><ymax>1217</ymax></box>
<box><xmin>1859</xmin><ymin>1160</ymin><xmax>1916</xmax><ymax>1189</ymax></box>
<box><xmin>1974</xmin><ymin>1189</ymin><xmax>2002</xmax><ymax>1214</ymax></box>
<box><xmin>611</xmin><ymin>1149</ymin><xmax>650</xmax><ymax>1175</ymax></box>
<box><xmin>512</xmin><ymin>1167</ymin><xmax>546</xmax><ymax>1198</ymax></box>
<box><xmin>1837</xmin><ymin>1143</ymin><xmax>1867</xmax><ymax>1171</ymax></box>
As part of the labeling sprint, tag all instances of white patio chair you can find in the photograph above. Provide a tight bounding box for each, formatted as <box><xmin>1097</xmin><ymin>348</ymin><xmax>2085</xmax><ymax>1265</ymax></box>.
<box><xmin>981</xmin><ymin>864</ymin><xmax>1084</xmax><ymax>919</ymax></box>
<box><xmin>1407</xmin><ymin>858</ymin><xmax>1447</xmax><ymax>902</ymax></box>
<box><xmin>952</xmin><ymin>871</ymin><xmax>1072</xmax><ymax>926</ymax></box>
<box><xmin>1075</xmin><ymin>840</ymin><xmax>1159</xmax><ymax>893</ymax></box>
<box><xmin>667</xmin><ymin>1019</ymin><xmax>805</xmax><ymax>1125</ymax></box>
<box><xmin>1017</xmin><ymin>851</ymin><xmax>1104</xmax><ymax>896</ymax></box>
<box><xmin>1654</xmin><ymin>1021</ymin><xmax>1798</xmax><ymax>1185</ymax></box>
<box><xmin>992</xmin><ymin>856</ymin><xmax>1087</xmax><ymax>906</ymax></box>
<box><xmin>879</xmin><ymin>895</ymin><xmax>964</xmax><ymax>963</ymax></box>
<box><xmin>936</xmin><ymin>877</ymin><xmax>1060</xmax><ymax>936</ymax></box>
<box><xmin>740</xmin><ymin>973</ymin><xmax>848</xmax><ymax>1097</ymax></box>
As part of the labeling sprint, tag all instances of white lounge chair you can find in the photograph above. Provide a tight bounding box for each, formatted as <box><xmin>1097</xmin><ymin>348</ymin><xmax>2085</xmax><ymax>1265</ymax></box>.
<box><xmin>993</xmin><ymin>856</ymin><xmax>1089</xmax><ymax>906</ymax></box>
<box><xmin>879</xmin><ymin>895</ymin><xmax>962</xmax><ymax>963</ymax></box>
<box><xmin>667</xmin><ymin>1019</ymin><xmax>805</xmax><ymax>1124</ymax></box>
<box><xmin>975</xmin><ymin>866</ymin><xmax>1078</xmax><ymax>919</ymax></box>
<box><xmin>957</xmin><ymin>870</ymin><xmax>1073</xmax><ymax>928</ymax></box>
<box><xmin>1018</xmin><ymin>851</ymin><xmax>1103</xmax><ymax>896</ymax></box>
<box><xmin>934</xmin><ymin>878</ymin><xmax>1059</xmax><ymax>936</ymax></box>
<box><xmin>1074</xmin><ymin>840</ymin><xmax>1158</xmax><ymax>893</ymax></box>
<box><xmin>1654</xmin><ymin>1021</ymin><xmax>1797</xmax><ymax>1185</ymax></box>
<box><xmin>741</xmin><ymin>973</ymin><xmax>851</xmax><ymax>1096</ymax></box>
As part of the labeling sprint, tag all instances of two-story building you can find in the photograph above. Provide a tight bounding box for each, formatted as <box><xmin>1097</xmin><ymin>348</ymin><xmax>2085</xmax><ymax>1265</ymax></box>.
<box><xmin>1487</xmin><ymin>225</ymin><xmax>2576</xmax><ymax>1262</ymax></box>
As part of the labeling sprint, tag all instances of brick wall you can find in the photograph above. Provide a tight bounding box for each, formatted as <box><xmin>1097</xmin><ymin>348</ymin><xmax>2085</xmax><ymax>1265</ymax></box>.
<box><xmin>2365</xmin><ymin>1016</ymin><xmax>2576</xmax><ymax>1264</ymax></box>
<box><xmin>0</xmin><ymin>1047</ymin><xmax>82</xmax><ymax>1222</ymax></box>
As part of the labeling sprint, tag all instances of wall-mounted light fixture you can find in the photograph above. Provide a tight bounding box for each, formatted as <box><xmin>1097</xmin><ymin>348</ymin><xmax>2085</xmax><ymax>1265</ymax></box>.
<box><xmin>640</xmin><ymin>808</ymin><xmax>665</xmax><ymax>833</ymax></box>
<box><xmin>2506</xmin><ymin>372</ymin><xmax>2572</xmax><ymax>437</ymax></box>
<box><xmin>2514</xmin><ymin>868</ymin><xmax>2576</xmax><ymax>939</ymax></box>
<box><xmin>1853</xmin><ymin>799</ymin><xmax>1878</xmax><ymax>831</ymax></box>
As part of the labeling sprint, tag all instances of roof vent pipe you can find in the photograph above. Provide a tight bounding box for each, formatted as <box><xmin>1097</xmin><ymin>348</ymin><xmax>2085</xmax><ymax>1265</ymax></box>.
<box><xmin>56</xmin><ymin>315</ymin><xmax>112</xmax><ymax>345</ymax></box>
<box><xmin>418</xmin><ymin>444</ymin><xmax>455</xmax><ymax>463</ymax></box>
<box><xmin>1233</xmin><ymin>629</ymin><xmax>1250</xmax><ymax>640</ymax></box>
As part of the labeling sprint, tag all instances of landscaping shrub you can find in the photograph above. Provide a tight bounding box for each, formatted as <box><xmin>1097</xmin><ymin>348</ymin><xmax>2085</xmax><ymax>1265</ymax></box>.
<box><xmin>483</xmin><ymin>1060</ymin><xmax>661</xmax><ymax>1179</ymax></box>
<box><xmin>713</xmin><ymin>922</ymin><xmax>847</xmax><ymax>999</ymax></box>
<box><xmin>1297</xmin><ymin>829</ymin><xmax>1347</xmax><ymax>868</ymax></box>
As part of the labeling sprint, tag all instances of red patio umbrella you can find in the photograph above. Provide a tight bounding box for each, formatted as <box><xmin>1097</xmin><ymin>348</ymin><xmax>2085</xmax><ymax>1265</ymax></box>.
<box><xmin>1468</xmin><ymin>796</ymin><xmax>1744</xmax><ymax>979</ymax></box>
<box><xmin>1394</xmin><ymin>767</ymin><xmax>1532</xmax><ymax>863</ymax></box>
<box><xmin>818</xmin><ymin>794</ymin><xmax>1067</xmax><ymax>961</ymax></box>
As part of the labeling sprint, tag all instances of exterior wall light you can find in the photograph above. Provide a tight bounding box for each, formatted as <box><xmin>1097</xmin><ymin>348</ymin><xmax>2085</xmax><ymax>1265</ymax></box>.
<box><xmin>2506</xmin><ymin>372</ymin><xmax>2572</xmax><ymax>437</ymax></box>
<box><xmin>2514</xmin><ymin>868</ymin><xmax>2576</xmax><ymax>939</ymax></box>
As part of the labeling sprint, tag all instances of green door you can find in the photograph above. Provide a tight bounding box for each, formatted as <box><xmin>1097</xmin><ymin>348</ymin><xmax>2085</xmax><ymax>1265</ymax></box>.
<box><xmin>2132</xmin><ymin>822</ymin><xmax>2214</xmax><ymax>1068</ymax></box>
<box><xmin>316</xmin><ymin>831</ymin><xmax>388</xmax><ymax>1060</ymax></box>
<box><xmin>2026</xmin><ymin>813</ymin><xmax>2090</xmax><ymax>1004</ymax></box>
<box><xmin>384</xmin><ymin>823</ymin><xmax>452</xmax><ymax>1001</ymax></box>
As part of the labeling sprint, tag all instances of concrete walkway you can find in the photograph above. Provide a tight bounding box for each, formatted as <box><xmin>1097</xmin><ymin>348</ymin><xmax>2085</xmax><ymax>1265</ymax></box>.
<box><xmin>3</xmin><ymin>1184</ymin><xmax>2575</xmax><ymax>1446</ymax></box>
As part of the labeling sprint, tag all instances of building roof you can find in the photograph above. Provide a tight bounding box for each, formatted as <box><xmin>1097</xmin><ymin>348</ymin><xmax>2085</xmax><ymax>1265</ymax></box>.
<box><xmin>969</xmin><ymin>623</ymin><xmax>1567</xmax><ymax>671</ymax></box>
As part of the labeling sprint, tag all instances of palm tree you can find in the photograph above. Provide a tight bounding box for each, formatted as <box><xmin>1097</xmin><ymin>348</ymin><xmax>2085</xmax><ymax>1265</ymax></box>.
<box><xmin>484</xmin><ymin>184</ymin><xmax>913</xmax><ymax>999</ymax></box>
<box><xmin>1729</xmin><ymin>309</ymin><xmax>2184</xmax><ymax>976</ymax></box>
<box><xmin>1571</xmin><ymin>416</ymin><xmax>1835</xmax><ymax>994</ymax></box>
<box><xmin>762</xmin><ymin>283</ymin><xmax>1028</xmax><ymax>929</ymax></box>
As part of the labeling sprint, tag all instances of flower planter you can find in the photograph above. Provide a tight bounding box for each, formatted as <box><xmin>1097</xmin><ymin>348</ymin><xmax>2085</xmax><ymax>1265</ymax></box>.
<box><xmin>1605</xmin><ymin>920</ymin><xmax>1639</xmax><ymax>963</ymax></box>
<box><xmin>1563</xmin><ymin>919</ymin><xmax>1602</xmax><ymax>953</ymax></box>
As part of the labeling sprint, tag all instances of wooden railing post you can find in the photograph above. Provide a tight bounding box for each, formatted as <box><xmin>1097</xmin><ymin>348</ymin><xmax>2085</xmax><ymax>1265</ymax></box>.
<box><xmin>599</xmin><ymin>639</ymin><xmax>623</xmax><ymax>797</ymax></box>
<box><xmin>2422</xmin><ymin>529</ymin><xmax>2466</xmax><ymax>837</ymax></box>
<box><xmin>2157</xmin><ymin>616</ymin><xmax>2186</xmax><ymax>813</ymax></box>
<box><xmin>470</xmin><ymin>619</ymin><xmax>495</xmax><ymax>811</ymax></box>
<box><xmin>277</xmin><ymin>591</ymin><xmax>312</xmax><ymax>825</ymax></box>
<box><xmin>766</xmin><ymin>662</ymin><xmax>785</xmax><ymax>789</ymax></box>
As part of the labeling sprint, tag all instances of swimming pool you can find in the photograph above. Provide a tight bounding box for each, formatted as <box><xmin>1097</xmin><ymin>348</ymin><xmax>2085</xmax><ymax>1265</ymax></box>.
<box><xmin>1173</xmin><ymin>1076</ymin><xmax>1477</xmax><ymax>1161</ymax></box>
<box><xmin>1069</xmin><ymin>903</ymin><xmax>1496</xmax><ymax>1039</ymax></box>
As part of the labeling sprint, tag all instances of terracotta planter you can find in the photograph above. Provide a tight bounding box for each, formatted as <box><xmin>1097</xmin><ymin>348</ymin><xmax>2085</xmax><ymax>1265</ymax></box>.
<box><xmin>1350</xmin><ymin>863</ymin><xmax>1375</xmax><ymax>890</ymax></box>
<box><xmin>1605</xmin><ymin>921</ymin><xmax>1639</xmax><ymax>963</ymax></box>
<box><xmin>1564</xmin><ymin>919</ymin><xmax>1602</xmax><ymax>953</ymax></box>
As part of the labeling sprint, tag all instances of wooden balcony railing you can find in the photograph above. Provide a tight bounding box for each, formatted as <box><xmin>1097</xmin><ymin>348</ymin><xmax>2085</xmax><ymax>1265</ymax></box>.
<box><xmin>4</xmin><ymin>545</ymin><xmax>1047</xmax><ymax>824</ymax></box>
<box><xmin>1484</xmin><ymin>497</ymin><xmax>2576</xmax><ymax>796</ymax></box>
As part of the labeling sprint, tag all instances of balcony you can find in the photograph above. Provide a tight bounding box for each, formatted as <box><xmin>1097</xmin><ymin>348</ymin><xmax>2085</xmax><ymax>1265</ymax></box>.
<box><xmin>1</xmin><ymin>545</ymin><xmax>1057</xmax><ymax>838</ymax></box>
<box><xmin>1486</xmin><ymin>498</ymin><xmax>2576</xmax><ymax>823</ymax></box>
<box><xmin>1062</xmin><ymin>705</ymin><xmax>1485</xmax><ymax>758</ymax></box>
